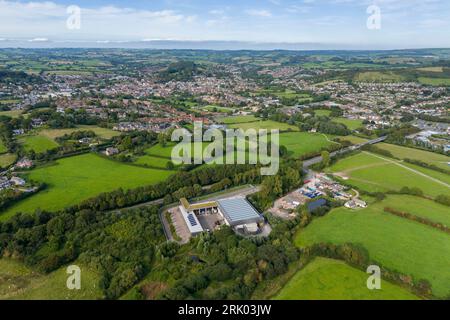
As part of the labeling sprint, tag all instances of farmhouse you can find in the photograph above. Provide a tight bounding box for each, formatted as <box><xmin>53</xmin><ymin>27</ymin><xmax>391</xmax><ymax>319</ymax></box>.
<box><xmin>179</xmin><ymin>197</ymin><xmax>265</xmax><ymax>236</ymax></box>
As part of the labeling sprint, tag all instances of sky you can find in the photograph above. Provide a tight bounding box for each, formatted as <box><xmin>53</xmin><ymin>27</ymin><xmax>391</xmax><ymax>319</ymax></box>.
<box><xmin>0</xmin><ymin>0</ymin><xmax>449</xmax><ymax>49</ymax></box>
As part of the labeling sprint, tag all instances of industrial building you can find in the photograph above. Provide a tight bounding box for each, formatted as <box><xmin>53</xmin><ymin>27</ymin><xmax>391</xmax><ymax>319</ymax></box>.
<box><xmin>179</xmin><ymin>197</ymin><xmax>265</xmax><ymax>236</ymax></box>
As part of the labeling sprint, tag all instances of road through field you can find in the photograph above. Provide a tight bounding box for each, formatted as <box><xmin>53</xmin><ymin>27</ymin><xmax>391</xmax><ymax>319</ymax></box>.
<box><xmin>365</xmin><ymin>152</ymin><xmax>450</xmax><ymax>189</ymax></box>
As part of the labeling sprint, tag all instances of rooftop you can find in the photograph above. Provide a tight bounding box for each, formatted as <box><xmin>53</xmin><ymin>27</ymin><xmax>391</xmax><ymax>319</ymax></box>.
<box><xmin>217</xmin><ymin>197</ymin><xmax>263</xmax><ymax>226</ymax></box>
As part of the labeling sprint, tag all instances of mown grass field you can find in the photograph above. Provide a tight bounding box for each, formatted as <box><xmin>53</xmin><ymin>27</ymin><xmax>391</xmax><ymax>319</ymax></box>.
<box><xmin>0</xmin><ymin>109</ymin><xmax>24</xmax><ymax>118</ymax></box>
<box><xmin>274</xmin><ymin>257</ymin><xmax>419</xmax><ymax>300</ymax></box>
<box><xmin>1</xmin><ymin>153</ymin><xmax>174</xmax><ymax>220</ymax></box>
<box><xmin>386</xmin><ymin>195</ymin><xmax>450</xmax><ymax>227</ymax></box>
<box><xmin>0</xmin><ymin>153</ymin><xmax>17</xmax><ymax>168</ymax></box>
<box><xmin>39</xmin><ymin>125</ymin><xmax>120</xmax><ymax>140</ymax></box>
<box><xmin>0</xmin><ymin>140</ymin><xmax>7</xmax><ymax>153</ymax></box>
<box><xmin>334</xmin><ymin>118</ymin><xmax>364</xmax><ymax>130</ymax></box>
<box><xmin>18</xmin><ymin>126</ymin><xmax>120</xmax><ymax>153</ymax></box>
<box><xmin>314</xmin><ymin>109</ymin><xmax>332</xmax><ymax>116</ymax></box>
<box><xmin>418</xmin><ymin>77</ymin><xmax>450</xmax><ymax>86</ymax></box>
<box><xmin>134</xmin><ymin>155</ymin><xmax>175</xmax><ymax>169</ymax></box>
<box><xmin>279</xmin><ymin>132</ymin><xmax>338</xmax><ymax>158</ymax></box>
<box><xmin>327</xmin><ymin>152</ymin><xmax>450</xmax><ymax>198</ymax></box>
<box><xmin>376</xmin><ymin>143</ymin><xmax>450</xmax><ymax>171</ymax></box>
<box><xmin>229</xmin><ymin>120</ymin><xmax>299</xmax><ymax>132</ymax></box>
<box><xmin>0</xmin><ymin>258</ymin><xmax>103</xmax><ymax>300</ymax></box>
<box><xmin>18</xmin><ymin>135</ymin><xmax>59</xmax><ymax>153</ymax></box>
<box><xmin>295</xmin><ymin>196</ymin><xmax>450</xmax><ymax>298</ymax></box>
<box><xmin>217</xmin><ymin>115</ymin><xmax>259</xmax><ymax>124</ymax></box>
<box><xmin>355</xmin><ymin>71</ymin><xmax>405</xmax><ymax>83</ymax></box>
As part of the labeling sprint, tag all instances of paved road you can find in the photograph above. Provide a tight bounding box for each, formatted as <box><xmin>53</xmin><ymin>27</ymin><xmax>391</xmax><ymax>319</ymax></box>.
<box><xmin>303</xmin><ymin>136</ymin><xmax>388</xmax><ymax>170</ymax></box>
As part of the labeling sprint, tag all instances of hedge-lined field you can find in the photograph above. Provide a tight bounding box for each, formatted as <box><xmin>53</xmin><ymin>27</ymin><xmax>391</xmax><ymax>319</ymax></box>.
<box><xmin>295</xmin><ymin>196</ymin><xmax>450</xmax><ymax>298</ymax></box>
<box><xmin>274</xmin><ymin>257</ymin><xmax>419</xmax><ymax>300</ymax></box>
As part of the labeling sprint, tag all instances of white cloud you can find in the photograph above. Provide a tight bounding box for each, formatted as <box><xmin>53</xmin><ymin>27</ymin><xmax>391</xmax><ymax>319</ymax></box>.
<box><xmin>0</xmin><ymin>0</ymin><xmax>196</xmax><ymax>40</ymax></box>
<box><xmin>245</xmin><ymin>9</ymin><xmax>272</xmax><ymax>17</ymax></box>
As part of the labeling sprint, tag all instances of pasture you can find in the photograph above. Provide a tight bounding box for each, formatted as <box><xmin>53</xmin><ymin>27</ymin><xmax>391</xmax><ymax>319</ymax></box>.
<box><xmin>376</xmin><ymin>143</ymin><xmax>450</xmax><ymax>171</ymax></box>
<box><xmin>418</xmin><ymin>77</ymin><xmax>450</xmax><ymax>86</ymax></box>
<box><xmin>0</xmin><ymin>153</ymin><xmax>17</xmax><ymax>168</ymax></box>
<box><xmin>18</xmin><ymin>135</ymin><xmax>59</xmax><ymax>153</ymax></box>
<box><xmin>0</xmin><ymin>258</ymin><xmax>103</xmax><ymax>300</ymax></box>
<box><xmin>327</xmin><ymin>152</ymin><xmax>450</xmax><ymax>198</ymax></box>
<box><xmin>216</xmin><ymin>115</ymin><xmax>259</xmax><ymax>124</ymax></box>
<box><xmin>295</xmin><ymin>196</ymin><xmax>450</xmax><ymax>298</ymax></box>
<box><xmin>18</xmin><ymin>126</ymin><xmax>120</xmax><ymax>153</ymax></box>
<box><xmin>274</xmin><ymin>257</ymin><xmax>419</xmax><ymax>300</ymax></box>
<box><xmin>1</xmin><ymin>153</ymin><xmax>174</xmax><ymax>220</ymax></box>
<box><xmin>355</xmin><ymin>71</ymin><xmax>404</xmax><ymax>83</ymax></box>
<box><xmin>229</xmin><ymin>120</ymin><xmax>299</xmax><ymax>132</ymax></box>
<box><xmin>334</xmin><ymin>118</ymin><xmax>364</xmax><ymax>130</ymax></box>
<box><xmin>279</xmin><ymin>132</ymin><xmax>339</xmax><ymax>158</ymax></box>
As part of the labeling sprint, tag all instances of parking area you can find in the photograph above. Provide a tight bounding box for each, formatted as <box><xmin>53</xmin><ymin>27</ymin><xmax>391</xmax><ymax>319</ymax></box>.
<box><xmin>168</xmin><ymin>207</ymin><xmax>191</xmax><ymax>244</ymax></box>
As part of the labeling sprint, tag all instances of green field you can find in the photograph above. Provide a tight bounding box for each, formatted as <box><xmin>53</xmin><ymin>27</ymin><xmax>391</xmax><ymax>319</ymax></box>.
<box><xmin>279</xmin><ymin>132</ymin><xmax>339</xmax><ymax>158</ymax></box>
<box><xmin>135</xmin><ymin>155</ymin><xmax>175</xmax><ymax>169</ymax></box>
<box><xmin>418</xmin><ymin>77</ymin><xmax>450</xmax><ymax>86</ymax></box>
<box><xmin>295</xmin><ymin>196</ymin><xmax>450</xmax><ymax>297</ymax></box>
<box><xmin>19</xmin><ymin>135</ymin><xmax>59</xmax><ymax>153</ymax></box>
<box><xmin>334</xmin><ymin>118</ymin><xmax>364</xmax><ymax>130</ymax></box>
<box><xmin>38</xmin><ymin>125</ymin><xmax>120</xmax><ymax>140</ymax></box>
<box><xmin>0</xmin><ymin>153</ymin><xmax>17</xmax><ymax>168</ymax></box>
<box><xmin>327</xmin><ymin>152</ymin><xmax>450</xmax><ymax>198</ymax></box>
<box><xmin>385</xmin><ymin>195</ymin><xmax>450</xmax><ymax>227</ymax></box>
<box><xmin>18</xmin><ymin>126</ymin><xmax>120</xmax><ymax>153</ymax></box>
<box><xmin>355</xmin><ymin>71</ymin><xmax>404</xmax><ymax>83</ymax></box>
<box><xmin>0</xmin><ymin>109</ymin><xmax>24</xmax><ymax>118</ymax></box>
<box><xmin>0</xmin><ymin>258</ymin><xmax>103</xmax><ymax>300</ymax></box>
<box><xmin>0</xmin><ymin>140</ymin><xmax>7</xmax><ymax>153</ymax></box>
<box><xmin>229</xmin><ymin>120</ymin><xmax>299</xmax><ymax>132</ymax></box>
<box><xmin>202</xmin><ymin>105</ymin><xmax>234</xmax><ymax>113</ymax></box>
<box><xmin>314</xmin><ymin>109</ymin><xmax>332</xmax><ymax>117</ymax></box>
<box><xmin>217</xmin><ymin>115</ymin><xmax>259</xmax><ymax>124</ymax></box>
<box><xmin>1</xmin><ymin>153</ymin><xmax>174</xmax><ymax>220</ymax></box>
<box><xmin>377</xmin><ymin>143</ymin><xmax>450</xmax><ymax>171</ymax></box>
<box><xmin>274</xmin><ymin>257</ymin><xmax>419</xmax><ymax>300</ymax></box>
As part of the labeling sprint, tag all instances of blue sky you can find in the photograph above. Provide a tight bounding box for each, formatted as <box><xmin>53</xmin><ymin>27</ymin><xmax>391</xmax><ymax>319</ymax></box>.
<box><xmin>0</xmin><ymin>0</ymin><xmax>449</xmax><ymax>49</ymax></box>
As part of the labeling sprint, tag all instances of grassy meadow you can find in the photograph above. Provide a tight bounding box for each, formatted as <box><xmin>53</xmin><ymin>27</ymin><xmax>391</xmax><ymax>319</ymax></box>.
<box><xmin>0</xmin><ymin>258</ymin><xmax>103</xmax><ymax>300</ymax></box>
<box><xmin>279</xmin><ymin>132</ymin><xmax>339</xmax><ymax>158</ymax></box>
<box><xmin>327</xmin><ymin>152</ymin><xmax>450</xmax><ymax>198</ymax></box>
<box><xmin>274</xmin><ymin>257</ymin><xmax>419</xmax><ymax>300</ymax></box>
<box><xmin>295</xmin><ymin>196</ymin><xmax>450</xmax><ymax>298</ymax></box>
<box><xmin>1</xmin><ymin>153</ymin><xmax>174</xmax><ymax>220</ymax></box>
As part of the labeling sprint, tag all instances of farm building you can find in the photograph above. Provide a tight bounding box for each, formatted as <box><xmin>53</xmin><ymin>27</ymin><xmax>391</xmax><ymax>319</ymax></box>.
<box><xmin>179</xmin><ymin>197</ymin><xmax>265</xmax><ymax>236</ymax></box>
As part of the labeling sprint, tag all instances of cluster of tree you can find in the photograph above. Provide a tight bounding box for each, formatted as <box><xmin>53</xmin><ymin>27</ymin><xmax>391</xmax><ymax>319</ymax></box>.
<box><xmin>111</xmin><ymin>131</ymin><xmax>157</xmax><ymax>153</ymax></box>
<box><xmin>250</xmin><ymin>159</ymin><xmax>303</xmax><ymax>211</ymax></box>
<box><xmin>361</xmin><ymin>144</ymin><xmax>394</xmax><ymax>158</ymax></box>
<box><xmin>418</xmin><ymin>114</ymin><xmax>450</xmax><ymax>124</ymax></box>
<box><xmin>158</xmin><ymin>220</ymin><xmax>299</xmax><ymax>300</ymax></box>
<box><xmin>435</xmin><ymin>194</ymin><xmax>450</xmax><ymax>207</ymax></box>
<box><xmin>0</xmin><ymin>119</ymin><xmax>18</xmax><ymax>153</ymax></box>
<box><xmin>299</xmin><ymin>116</ymin><xmax>352</xmax><ymax>136</ymax></box>
<box><xmin>158</xmin><ymin>61</ymin><xmax>201</xmax><ymax>82</ymax></box>
<box><xmin>0</xmin><ymin>206</ymin><xmax>165</xmax><ymax>299</ymax></box>
<box><xmin>55</xmin><ymin>130</ymin><xmax>97</xmax><ymax>143</ymax></box>
<box><xmin>0</xmin><ymin>70</ymin><xmax>41</xmax><ymax>84</ymax></box>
